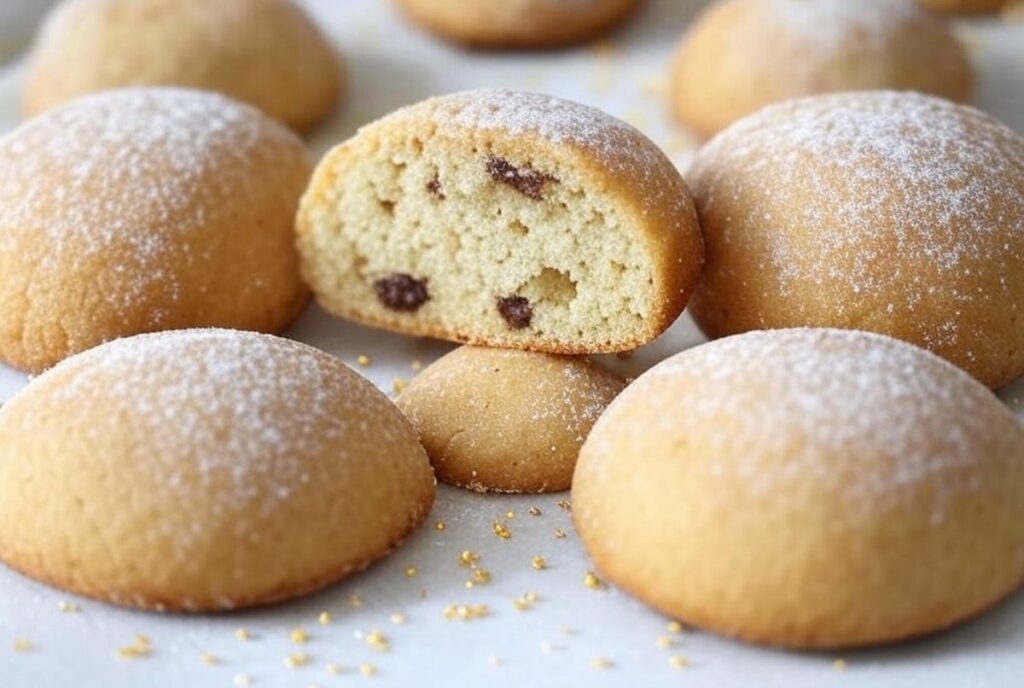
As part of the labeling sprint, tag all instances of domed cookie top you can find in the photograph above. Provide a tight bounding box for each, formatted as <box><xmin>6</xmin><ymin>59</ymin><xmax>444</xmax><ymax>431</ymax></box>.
<box><xmin>298</xmin><ymin>89</ymin><xmax>703</xmax><ymax>355</ymax></box>
<box><xmin>573</xmin><ymin>328</ymin><xmax>1024</xmax><ymax>648</ymax></box>
<box><xmin>23</xmin><ymin>0</ymin><xmax>341</xmax><ymax>131</ymax></box>
<box><xmin>671</xmin><ymin>0</ymin><xmax>972</xmax><ymax>136</ymax></box>
<box><xmin>0</xmin><ymin>87</ymin><xmax>311</xmax><ymax>372</ymax></box>
<box><xmin>396</xmin><ymin>0</ymin><xmax>645</xmax><ymax>48</ymax></box>
<box><xmin>397</xmin><ymin>346</ymin><xmax>625</xmax><ymax>493</ymax></box>
<box><xmin>687</xmin><ymin>90</ymin><xmax>1024</xmax><ymax>387</ymax></box>
<box><xmin>0</xmin><ymin>329</ymin><xmax>435</xmax><ymax>612</ymax></box>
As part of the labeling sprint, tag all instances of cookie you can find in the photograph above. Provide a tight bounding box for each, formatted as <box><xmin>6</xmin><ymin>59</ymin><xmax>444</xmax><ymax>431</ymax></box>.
<box><xmin>0</xmin><ymin>87</ymin><xmax>311</xmax><ymax>373</ymax></box>
<box><xmin>917</xmin><ymin>0</ymin><xmax>1006</xmax><ymax>12</ymax></box>
<box><xmin>1004</xmin><ymin>0</ymin><xmax>1024</xmax><ymax>18</ymax></box>
<box><xmin>687</xmin><ymin>91</ymin><xmax>1024</xmax><ymax>388</ymax></box>
<box><xmin>297</xmin><ymin>89</ymin><xmax>703</xmax><ymax>355</ymax></box>
<box><xmin>573</xmin><ymin>328</ymin><xmax>1024</xmax><ymax>649</ymax></box>
<box><xmin>0</xmin><ymin>329</ymin><xmax>436</xmax><ymax>612</ymax></box>
<box><xmin>671</xmin><ymin>0</ymin><xmax>972</xmax><ymax>137</ymax></box>
<box><xmin>395</xmin><ymin>0</ymin><xmax>644</xmax><ymax>49</ymax></box>
<box><xmin>23</xmin><ymin>0</ymin><xmax>341</xmax><ymax>132</ymax></box>
<box><xmin>397</xmin><ymin>346</ymin><xmax>625</xmax><ymax>493</ymax></box>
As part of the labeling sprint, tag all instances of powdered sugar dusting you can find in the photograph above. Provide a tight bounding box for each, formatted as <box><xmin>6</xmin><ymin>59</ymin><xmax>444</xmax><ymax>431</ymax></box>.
<box><xmin>592</xmin><ymin>329</ymin><xmax>1021</xmax><ymax>521</ymax></box>
<box><xmin>2</xmin><ymin>329</ymin><xmax>415</xmax><ymax>530</ymax></box>
<box><xmin>689</xmin><ymin>91</ymin><xmax>1024</xmax><ymax>349</ymax></box>
<box><xmin>767</xmin><ymin>0</ymin><xmax>923</xmax><ymax>53</ymax></box>
<box><xmin>0</xmin><ymin>87</ymin><xmax>305</xmax><ymax>320</ymax></box>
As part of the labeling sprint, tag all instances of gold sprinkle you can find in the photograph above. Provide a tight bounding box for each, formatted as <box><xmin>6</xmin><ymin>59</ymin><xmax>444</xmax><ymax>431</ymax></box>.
<box><xmin>365</xmin><ymin>629</ymin><xmax>390</xmax><ymax>652</ymax></box>
<box><xmin>528</xmin><ymin>506</ymin><xmax>542</xmax><ymax>517</ymax></box>
<box><xmin>656</xmin><ymin>635</ymin><xmax>674</xmax><ymax>649</ymax></box>
<box><xmin>284</xmin><ymin>652</ymin><xmax>310</xmax><ymax>668</ymax></box>
<box><xmin>359</xmin><ymin>663</ymin><xmax>377</xmax><ymax>677</ymax></box>
<box><xmin>356</xmin><ymin>355</ymin><xmax>371</xmax><ymax>367</ymax></box>
<box><xmin>391</xmin><ymin>378</ymin><xmax>409</xmax><ymax>394</ymax></box>
<box><xmin>669</xmin><ymin>655</ymin><xmax>690</xmax><ymax>670</ymax></box>
<box><xmin>472</xmin><ymin>568</ymin><xmax>492</xmax><ymax>584</ymax></box>
<box><xmin>326</xmin><ymin>662</ymin><xmax>343</xmax><ymax>674</ymax></box>
<box><xmin>349</xmin><ymin>594</ymin><xmax>363</xmax><ymax>608</ymax></box>
<box><xmin>834</xmin><ymin>658</ymin><xmax>848</xmax><ymax>671</ymax></box>
<box><xmin>505</xmin><ymin>510</ymin><xmax>515</xmax><ymax>519</ymax></box>
<box><xmin>434</xmin><ymin>521</ymin><xmax>446</xmax><ymax>531</ymax></box>
<box><xmin>492</xmin><ymin>521</ymin><xmax>512</xmax><ymax>539</ymax></box>
<box><xmin>235</xmin><ymin>627</ymin><xmax>251</xmax><ymax>641</ymax></box>
<box><xmin>583</xmin><ymin>570</ymin><xmax>605</xmax><ymax>590</ymax></box>
<box><xmin>443</xmin><ymin>603</ymin><xmax>490</xmax><ymax>621</ymax></box>
<box><xmin>317</xmin><ymin>611</ymin><xmax>332</xmax><ymax>625</ymax></box>
<box><xmin>666</xmin><ymin>620</ymin><xmax>684</xmax><ymax>634</ymax></box>
<box><xmin>234</xmin><ymin>673</ymin><xmax>251</xmax><ymax>686</ymax></box>
<box><xmin>404</xmin><ymin>565</ymin><xmax>418</xmax><ymax>578</ymax></box>
<box><xmin>410</xmin><ymin>359</ymin><xmax>423</xmax><ymax>371</ymax></box>
<box><xmin>513</xmin><ymin>592</ymin><xmax>540</xmax><ymax>611</ymax></box>
<box><xmin>57</xmin><ymin>600</ymin><xmax>80</xmax><ymax>613</ymax></box>
<box><xmin>555</xmin><ymin>499</ymin><xmax>572</xmax><ymax>512</ymax></box>
<box><xmin>554</xmin><ymin>529</ymin><xmax>567</xmax><ymax>539</ymax></box>
<box><xmin>390</xmin><ymin>612</ymin><xmax>407</xmax><ymax>625</ymax></box>
<box><xmin>290</xmin><ymin>627</ymin><xmax>309</xmax><ymax>644</ymax></box>
<box><xmin>591</xmin><ymin>656</ymin><xmax>613</xmax><ymax>670</ymax></box>
<box><xmin>458</xmin><ymin>550</ymin><xmax>480</xmax><ymax>567</ymax></box>
<box><xmin>531</xmin><ymin>555</ymin><xmax>547</xmax><ymax>570</ymax></box>
<box><xmin>200</xmin><ymin>653</ymin><xmax>218</xmax><ymax>666</ymax></box>
<box><xmin>12</xmin><ymin>638</ymin><xmax>31</xmax><ymax>652</ymax></box>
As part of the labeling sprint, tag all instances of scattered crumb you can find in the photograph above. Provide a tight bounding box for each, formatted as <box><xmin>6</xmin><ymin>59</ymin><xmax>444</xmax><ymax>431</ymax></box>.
<box><xmin>390</xmin><ymin>612</ymin><xmax>407</xmax><ymax>625</ymax></box>
<box><xmin>458</xmin><ymin>550</ymin><xmax>480</xmax><ymax>567</ymax></box>
<box><xmin>284</xmin><ymin>652</ymin><xmax>309</xmax><ymax>668</ymax></box>
<box><xmin>492</xmin><ymin>521</ymin><xmax>512</xmax><ymax>539</ymax></box>
<box><xmin>365</xmin><ymin>629</ymin><xmax>390</xmax><ymax>652</ymax></box>
<box><xmin>290</xmin><ymin>628</ymin><xmax>309</xmax><ymax>644</ymax></box>
<box><xmin>200</xmin><ymin>652</ymin><xmax>218</xmax><ymax>666</ymax></box>
<box><xmin>443</xmin><ymin>603</ymin><xmax>490</xmax><ymax>621</ymax></box>
<box><xmin>235</xmin><ymin>627</ymin><xmax>251</xmax><ymax>641</ymax></box>
<box><xmin>531</xmin><ymin>555</ymin><xmax>547</xmax><ymax>571</ymax></box>
<box><xmin>669</xmin><ymin>655</ymin><xmax>690</xmax><ymax>670</ymax></box>
<box><xmin>556</xmin><ymin>499</ymin><xmax>572</xmax><ymax>512</ymax></box>
<box><xmin>391</xmin><ymin>378</ymin><xmax>409</xmax><ymax>394</ymax></box>
<box><xmin>666</xmin><ymin>620</ymin><xmax>684</xmax><ymax>634</ymax></box>
<box><xmin>318</xmin><ymin>611</ymin><xmax>332</xmax><ymax>625</ymax></box>
<box><xmin>405</xmin><ymin>565</ymin><xmax>418</xmax><ymax>578</ymax></box>
<box><xmin>505</xmin><ymin>511</ymin><xmax>516</xmax><ymax>519</ymax></box>
<box><xmin>410</xmin><ymin>359</ymin><xmax>423</xmax><ymax>371</ymax></box>
<box><xmin>356</xmin><ymin>355</ymin><xmax>372</xmax><ymax>367</ymax></box>
<box><xmin>57</xmin><ymin>600</ymin><xmax>81</xmax><ymax>613</ymax></box>
<box><xmin>554</xmin><ymin>529</ymin><xmax>567</xmax><ymax>539</ymax></box>
<box><xmin>349</xmin><ymin>594</ymin><xmax>364</xmax><ymax>608</ymax></box>
<box><xmin>434</xmin><ymin>521</ymin><xmax>446</xmax><ymax>531</ymax></box>
<box><xmin>591</xmin><ymin>656</ymin><xmax>613</xmax><ymax>670</ymax></box>
<box><xmin>115</xmin><ymin>635</ymin><xmax>152</xmax><ymax>660</ymax></box>
<box><xmin>359</xmin><ymin>663</ymin><xmax>377</xmax><ymax>677</ymax></box>
<box><xmin>834</xmin><ymin>658</ymin><xmax>848</xmax><ymax>671</ymax></box>
<box><xmin>528</xmin><ymin>506</ymin><xmax>542</xmax><ymax>516</ymax></box>
<box><xmin>12</xmin><ymin>638</ymin><xmax>31</xmax><ymax>652</ymax></box>
<box><xmin>656</xmin><ymin>635</ymin><xmax>674</xmax><ymax>649</ymax></box>
<box><xmin>234</xmin><ymin>673</ymin><xmax>251</xmax><ymax>686</ymax></box>
<box><xmin>326</xmin><ymin>662</ymin><xmax>343</xmax><ymax>674</ymax></box>
<box><xmin>583</xmin><ymin>571</ymin><xmax>605</xmax><ymax>590</ymax></box>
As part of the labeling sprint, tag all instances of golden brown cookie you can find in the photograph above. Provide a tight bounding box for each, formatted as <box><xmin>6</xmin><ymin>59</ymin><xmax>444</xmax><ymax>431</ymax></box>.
<box><xmin>687</xmin><ymin>91</ymin><xmax>1024</xmax><ymax>388</ymax></box>
<box><xmin>395</xmin><ymin>0</ymin><xmax>645</xmax><ymax>49</ymax></box>
<box><xmin>917</xmin><ymin>0</ymin><xmax>1006</xmax><ymax>12</ymax></box>
<box><xmin>671</xmin><ymin>0</ymin><xmax>972</xmax><ymax>137</ymax></box>
<box><xmin>22</xmin><ymin>0</ymin><xmax>341</xmax><ymax>132</ymax></box>
<box><xmin>297</xmin><ymin>89</ymin><xmax>703</xmax><ymax>355</ymax></box>
<box><xmin>573</xmin><ymin>328</ymin><xmax>1024</xmax><ymax>649</ymax></box>
<box><xmin>0</xmin><ymin>87</ymin><xmax>311</xmax><ymax>373</ymax></box>
<box><xmin>0</xmin><ymin>329</ymin><xmax>436</xmax><ymax>612</ymax></box>
<box><xmin>1004</xmin><ymin>0</ymin><xmax>1024</xmax><ymax>18</ymax></box>
<box><xmin>397</xmin><ymin>346</ymin><xmax>625</xmax><ymax>493</ymax></box>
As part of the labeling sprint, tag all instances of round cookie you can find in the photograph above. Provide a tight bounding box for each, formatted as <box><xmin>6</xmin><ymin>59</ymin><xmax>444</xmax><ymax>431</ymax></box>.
<box><xmin>395</xmin><ymin>0</ymin><xmax>645</xmax><ymax>49</ymax></box>
<box><xmin>297</xmin><ymin>89</ymin><xmax>703</xmax><ymax>355</ymax></box>
<box><xmin>671</xmin><ymin>0</ymin><xmax>972</xmax><ymax>137</ymax></box>
<box><xmin>687</xmin><ymin>91</ymin><xmax>1024</xmax><ymax>388</ymax></box>
<box><xmin>0</xmin><ymin>329</ymin><xmax>436</xmax><ymax>612</ymax></box>
<box><xmin>0</xmin><ymin>87</ymin><xmax>311</xmax><ymax>373</ymax></box>
<box><xmin>917</xmin><ymin>0</ymin><xmax>1006</xmax><ymax>12</ymax></box>
<box><xmin>23</xmin><ymin>0</ymin><xmax>341</xmax><ymax>131</ymax></box>
<box><xmin>573</xmin><ymin>328</ymin><xmax>1024</xmax><ymax>649</ymax></box>
<box><xmin>397</xmin><ymin>346</ymin><xmax>624</xmax><ymax>493</ymax></box>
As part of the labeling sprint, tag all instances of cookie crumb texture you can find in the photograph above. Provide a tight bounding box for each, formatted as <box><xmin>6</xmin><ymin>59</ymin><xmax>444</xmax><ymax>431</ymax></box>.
<box><xmin>0</xmin><ymin>329</ymin><xmax>435</xmax><ymax>612</ymax></box>
<box><xmin>297</xmin><ymin>89</ymin><xmax>703</xmax><ymax>354</ymax></box>
<box><xmin>397</xmin><ymin>346</ymin><xmax>625</xmax><ymax>493</ymax></box>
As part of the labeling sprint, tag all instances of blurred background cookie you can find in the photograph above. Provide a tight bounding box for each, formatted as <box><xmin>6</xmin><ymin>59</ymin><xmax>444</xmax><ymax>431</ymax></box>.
<box><xmin>397</xmin><ymin>346</ymin><xmax>625</xmax><ymax>493</ymax></box>
<box><xmin>687</xmin><ymin>91</ymin><xmax>1024</xmax><ymax>388</ymax></box>
<box><xmin>0</xmin><ymin>329</ymin><xmax>435</xmax><ymax>612</ymax></box>
<box><xmin>395</xmin><ymin>0</ymin><xmax>645</xmax><ymax>49</ymax></box>
<box><xmin>671</xmin><ymin>0</ymin><xmax>972</xmax><ymax>137</ymax></box>
<box><xmin>574</xmin><ymin>328</ymin><xmax>1024</xmax><ymax>648</ymax></box>
<box><xmin>0</xmin><ymin>88</ymin><xmax>311</xmax><ymax>372</ymax></box>
<box><xmin>917</xmin><ymin>0</ymin><xmax>1007</xmax><ymax>12</ymax></box>
<box><xmin>22</xmin><ymin>0</ymin><xmax>341</xmax><ymax>132</ymax></box>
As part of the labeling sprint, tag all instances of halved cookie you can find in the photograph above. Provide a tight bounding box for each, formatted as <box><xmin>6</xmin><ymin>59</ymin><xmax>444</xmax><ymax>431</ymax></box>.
<box><xmin>297</xmin><ymin>89</ymin><xmax>703</xmax><ymax>354</ymax></box>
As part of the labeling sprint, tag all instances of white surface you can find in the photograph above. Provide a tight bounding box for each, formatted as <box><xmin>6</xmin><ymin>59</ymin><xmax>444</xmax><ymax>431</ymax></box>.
<box><xmin>2</xmin><ymin>1</ymin><xmax>1024</xmax><ymax>686</ymax></box>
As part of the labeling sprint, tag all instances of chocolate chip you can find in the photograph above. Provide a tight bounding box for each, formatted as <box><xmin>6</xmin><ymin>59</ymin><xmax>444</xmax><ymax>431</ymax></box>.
<box><xmin>497</xmin><ymin>296</ymin><xmax>532</xmax><ymax>329</ymax></box>
<box><xmin>486</xmin><ymin>156</ymin><xmax>555</xmax><ymax>200</ymax></box>
<box><xmin>374</xmin><ymin>273</ymin><xmax>429</xmax><ymax>312</ymax></box>
<box><xmin>426</xmin><ymin>177</ymin><xmax>444</xmax><ymax>199</ymax></box>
